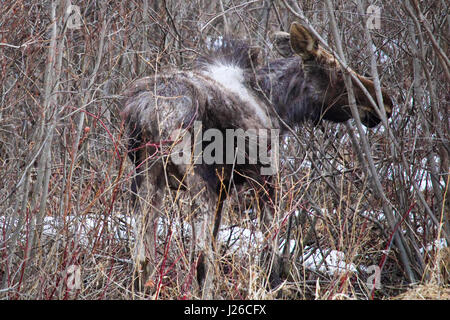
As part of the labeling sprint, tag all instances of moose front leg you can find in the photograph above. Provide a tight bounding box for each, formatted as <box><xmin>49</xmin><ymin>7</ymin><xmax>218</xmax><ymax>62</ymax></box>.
<box><xmin>186</xmin><ymin>172</ymin><xmax>226</xmax><ymax>299</ymax></box>
<box><xmin>192</xmin><ymin>208</ymin><xmax>215</xmax><ymax>299</ymax></box>
<box><xmin>261</xmin><ymin>217</ymin><xmax>284</xmax><ymax>289</ymax></box>
<box><xmin>180</xmin><ymin>171</ymin><xmax>215</xmax><ymax>299</ymax></box>
<box><xmin>253</xmin><ymin>181</ymin><xmax>285</xmax><ymax>289</ymax></box>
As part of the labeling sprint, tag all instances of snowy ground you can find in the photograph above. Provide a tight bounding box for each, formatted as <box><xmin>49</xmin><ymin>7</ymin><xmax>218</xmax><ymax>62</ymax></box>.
<box><xmin>2</xmin><ymin>213</ymin><xmax>447</xmax><ymax>278</ymax></box>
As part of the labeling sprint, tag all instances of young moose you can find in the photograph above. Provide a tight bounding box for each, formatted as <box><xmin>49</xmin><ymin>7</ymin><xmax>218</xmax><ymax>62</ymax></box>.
<box><xmin>122</xmin><ymin>22</ymin><xmax>393</xmax><ymax>298</ymax></box>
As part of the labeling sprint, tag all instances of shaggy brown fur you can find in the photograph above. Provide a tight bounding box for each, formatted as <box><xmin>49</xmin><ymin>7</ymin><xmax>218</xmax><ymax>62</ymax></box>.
<box><xmin>122</xmin><ymin>22</ymin><xmax>393</xmax><ymax>298</ymax></box>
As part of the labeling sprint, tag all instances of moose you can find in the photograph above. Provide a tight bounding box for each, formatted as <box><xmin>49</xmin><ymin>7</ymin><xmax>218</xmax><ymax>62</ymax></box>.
<box><xmin>122</xmin><ymin>22</ymin><xmax>393</xmax><ymax>298</ymax></box>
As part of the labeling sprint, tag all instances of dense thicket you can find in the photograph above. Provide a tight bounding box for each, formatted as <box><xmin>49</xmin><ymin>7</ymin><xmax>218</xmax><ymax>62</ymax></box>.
<box><xmin>0</xmin><ymin>0</ymin><xmax>448</xmax><ymax>299</ymax></box>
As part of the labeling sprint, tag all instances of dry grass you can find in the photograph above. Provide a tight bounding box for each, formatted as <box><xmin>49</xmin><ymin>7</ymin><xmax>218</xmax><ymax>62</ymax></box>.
<box><xmin>1</xmin><ymin>0</ymin><xmax>448</xmax><ymax>300</ymax></box>
<box><xmin>393</xmin><ymin>284</ymin><xmax>450</xmax><ymax>300</ymax></box>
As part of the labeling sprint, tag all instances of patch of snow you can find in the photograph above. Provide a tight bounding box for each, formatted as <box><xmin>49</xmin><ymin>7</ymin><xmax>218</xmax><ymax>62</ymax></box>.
<box><xmin>302</xmin><ymin>247</ymin><xmax>358</xmax><ymax>275</ymax></box>
<box><xmin>420</xmin><ymin>238</ymin><xmax>448</xmax><ymax>254</ymax></box>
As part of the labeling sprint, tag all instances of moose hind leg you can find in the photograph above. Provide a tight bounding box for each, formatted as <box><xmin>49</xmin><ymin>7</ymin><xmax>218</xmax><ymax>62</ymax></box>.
<box><xmin>131</xmin><ymin>161</ymin><xmax>164</xmax><ymax>293</ymax></box>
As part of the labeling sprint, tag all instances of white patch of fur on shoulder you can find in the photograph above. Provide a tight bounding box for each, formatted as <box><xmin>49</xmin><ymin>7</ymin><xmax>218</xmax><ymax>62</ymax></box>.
<box><xmin>202</xmin><ymin>62</ymin><xmax>270</xmax><ymax>127</ymax></box>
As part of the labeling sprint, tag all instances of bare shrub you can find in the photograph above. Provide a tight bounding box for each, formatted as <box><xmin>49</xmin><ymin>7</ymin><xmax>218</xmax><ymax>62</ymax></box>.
<box><xmin>0</xmin><ymin>0</ymin><xmax>448</xmax><ymax>299</ymax></box>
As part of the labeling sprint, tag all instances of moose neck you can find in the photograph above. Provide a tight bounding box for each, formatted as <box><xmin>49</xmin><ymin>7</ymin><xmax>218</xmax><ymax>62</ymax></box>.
<box><xmin>248</xmin><ymin>57</ymin><xmax>323</xmax><ymax>130</ymax></box>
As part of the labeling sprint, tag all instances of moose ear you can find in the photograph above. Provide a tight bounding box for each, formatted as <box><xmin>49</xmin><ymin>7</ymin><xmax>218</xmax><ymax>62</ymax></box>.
<box><xmin>289</xmin><ymin>22</ymin><xmax>319</xmax><ymax>61</ymax></box>
<box><xmin>271</xmin><ymin>31</ymin><xmax>293</xmax><ymax>57</ymax></box>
